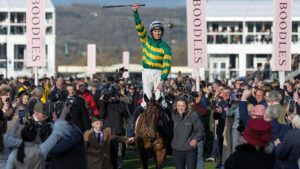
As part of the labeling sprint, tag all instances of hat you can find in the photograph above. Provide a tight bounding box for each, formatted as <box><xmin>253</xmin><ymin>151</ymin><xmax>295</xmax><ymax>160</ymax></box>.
<box><xmin>243</xmin><ymin>119</ymin><xmax>272</xmax><ymax>147</ymax></box>
<box><xmin>91</xmin><ymin>81</ymin><xmax>98</xmax><ymax>87</ymax></box>
<box><xmin>251</xmin><ymin>105</ymin><xmax>265</xmax><ymax>117</ymax></box>
<box><xmin>128</xmin><ymin>84</ymin><xmax>136</xmax><ymax>89</ymax></box>
<box><xmin>78</xmin><ymin>82</ymin><xmax>86</xmax><ymax>87</ymax></box>
<box><xmin>34</xmin><ymin>102</ymin><xmax>45</xmax><ymax>114</ymax></box>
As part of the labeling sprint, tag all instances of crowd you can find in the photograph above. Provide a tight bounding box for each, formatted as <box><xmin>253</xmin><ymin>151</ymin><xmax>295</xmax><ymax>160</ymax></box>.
<box><xmin>0</xmin><ymin>73</ymin><xmax>298</xmax><ymax>169</ymax></box>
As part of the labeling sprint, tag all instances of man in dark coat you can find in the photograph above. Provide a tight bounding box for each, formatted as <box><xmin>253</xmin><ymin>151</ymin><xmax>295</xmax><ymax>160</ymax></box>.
<box><xmin>66</xmin><ymin>84</ymin><xmax>91</xmax><ymax>132</ymax></box>
<box><xmin>100</xmin><ymin>85</ymin><xmax>129</xmax><ymax>169</ymax></box>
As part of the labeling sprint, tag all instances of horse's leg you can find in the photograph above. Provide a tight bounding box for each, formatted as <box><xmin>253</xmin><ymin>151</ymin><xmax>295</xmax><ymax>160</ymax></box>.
<box><xmin>136</xmin><ymin>137</ymin><xmax>149</xmax><ymax>169</ymax></box>
<box><xmin>155</xmin><ymin>146</ymin><xmax>167</xmax><ymax>169</ymax></box>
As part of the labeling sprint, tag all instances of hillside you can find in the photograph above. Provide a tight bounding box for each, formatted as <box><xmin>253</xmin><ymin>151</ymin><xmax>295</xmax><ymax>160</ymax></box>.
<box><xmin>55</xmin><ymin>4</ymin><xmax>188</xmax><ymax>66</ymax></box>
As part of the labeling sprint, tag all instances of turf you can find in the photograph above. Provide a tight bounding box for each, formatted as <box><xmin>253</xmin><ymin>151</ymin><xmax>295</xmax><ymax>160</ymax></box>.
<box><xmin>123</xmin><ymin>150</ymin><xmax>216</xmax><ymax>169</ymax></box>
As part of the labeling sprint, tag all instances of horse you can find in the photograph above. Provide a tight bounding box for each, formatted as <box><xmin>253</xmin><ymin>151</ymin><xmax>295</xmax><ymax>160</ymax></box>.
<box><xmin>134</xmin><ymin>95</ymin><xmax>171</xmax><ymax>169</ymax></box>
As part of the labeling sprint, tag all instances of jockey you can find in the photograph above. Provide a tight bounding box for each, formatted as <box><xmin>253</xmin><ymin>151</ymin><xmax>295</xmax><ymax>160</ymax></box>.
<box><xmin>132</xmin><ymin>3</ymin><xmax>172</xmax><ymax>108</ymax></box>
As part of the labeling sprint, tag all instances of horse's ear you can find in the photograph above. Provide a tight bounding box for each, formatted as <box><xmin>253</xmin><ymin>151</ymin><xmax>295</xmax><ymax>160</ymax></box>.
<box><xmin>144</xmin><ymin>94</ymin><xmax>150</xmax><ymax>103</ymax></box>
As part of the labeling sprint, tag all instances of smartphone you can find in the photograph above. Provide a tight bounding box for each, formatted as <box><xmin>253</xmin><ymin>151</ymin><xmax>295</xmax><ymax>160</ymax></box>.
<box><xmin>288</xmin><ymin>100</ymin><xmax>295</xmax><ymax>114</ymax></box>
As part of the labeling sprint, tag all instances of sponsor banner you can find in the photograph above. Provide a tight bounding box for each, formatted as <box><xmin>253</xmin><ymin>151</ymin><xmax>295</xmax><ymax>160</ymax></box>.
<box><xmin>274</xmin><ymin>0</ymin><xmax>291</xmax><ymax>71</ymax></box>
<box><xmin>123</xmin><ymin>51</ymin><xmax>130</xmax><ymax>78</ymax></box>
<box><xmin>26</xmin><ymin>0</ymin><xmax>46</xmax><ymax>67</ymax></box>
<box><xmin>187</xmin><ymin>0</ymin><xmax>207</xmax><ymax>68</ymax></box>
<box><xmin>87</xmin><ymin>44</ymin><xmax>96</xmax><ymax>74</ymax></box>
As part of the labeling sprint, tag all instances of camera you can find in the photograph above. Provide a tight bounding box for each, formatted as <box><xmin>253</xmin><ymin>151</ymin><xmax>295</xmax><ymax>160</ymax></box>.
<box><xmin>44</xmin><ymin>101</ymin><xmax>64</xmax><ymax>117</ymax></box>
<box><xmin>66</xmin><ymin>96</ymin><xmax>76</xmax><ymax>106</ymax></box>
<box><xmin>102</xmin><ymin>85</ymin><xmax>120</xmax><ymax>102</ymax></box>
<box><xmin>115</xmin><ymin>67</ymin><xmax>128</xmax><ymax>81</ymax></box>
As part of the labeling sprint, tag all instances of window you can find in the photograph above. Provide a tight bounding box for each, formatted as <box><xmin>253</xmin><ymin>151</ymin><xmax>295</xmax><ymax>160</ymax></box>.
<box><xmin>11</xmin><ymin>26</ymin><xmax>26</xmax><ymax>35</ymax></box>
<box><xmin>10</xmin><ymin>13</ymin><xmax>26</xmax><ymax>23</ymax></box>
<box><xmin>14</xmin><ymin>45</ymin><xmax>25</xmax><ymax>71</ymax></box>
<box><xmin>46</xmin><ymin>13</ymin><xmax>53</xmax><ymax>24</ymax></box>
<box><xmin>0</xmin><ymin>44</ymin><xmax>6</xmax><ymax>59</ymax></box>
<box><xmin>0</xmin><ymin>26</ymin><xmax>7</xmax><ymax>35</ymax></box>
<box><xmin>221</xmin><ymin>63</ymin><xmax>226</xmax><ymax>69</ymax></box>
<box><xmin>0</xmin><ymin>44</ymin><xmax>6</xmax><ymax>68</ymax></box>
<box><xmin>213</xmin><ymin>63</ymin><xmax>217</xmax><ymax>69</ymax></box>
<box><xmin>0</xmin><ymin>13</ymin><xmax>8</xmax><ymax>24</ymax></box>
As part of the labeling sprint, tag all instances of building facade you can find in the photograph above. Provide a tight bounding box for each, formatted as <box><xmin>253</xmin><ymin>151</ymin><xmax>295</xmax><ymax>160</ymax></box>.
<box><xmin>0</xmin><ymin>0</ymin><xmax>55</xmax><ymax>78</ymax></box>
<box><xmin>206</xmin><ymin>0</ymin><xmax>300</xmax><ymax>80</ymax></box>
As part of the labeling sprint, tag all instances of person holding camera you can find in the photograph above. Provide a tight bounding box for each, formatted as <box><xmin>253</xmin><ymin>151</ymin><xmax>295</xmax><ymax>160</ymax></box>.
<box><xmin>6</xmin><ymin>103</ymin><xmax>72</xmax><ymax>169</ymax></box>
<box><xmin>99</xmin><ymin>84</ymin><xmax>129</xmax><ymax>169</ymax></box>
<box><xmin>28</xmin><ymin>102</ymin><xmax>52</xmax><ymax>143</ymax></box>
<box><xmin>0</xmin><ymin>86</ymin><xmax>14</xmax><ymax>120</ymax></box>
<box><xmin>132</xmin><ymin>3</ymin><xmax>172</xmax><ymax>108</ymax></box>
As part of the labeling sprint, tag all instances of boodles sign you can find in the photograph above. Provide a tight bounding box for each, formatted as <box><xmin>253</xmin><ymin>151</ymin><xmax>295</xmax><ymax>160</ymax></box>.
<box><xmin>274</xmin><ymin>0</ymin><xmax>291</xmax><ymax>71</ymax></box>
<box><xmin>26</xmin><ymin>0</ymin><xmax>46</xmax><ymax>67</ymax></box>
<box><xmin>187</xmin><ymin>0</ymin><xmax>207</xmax><ymax>69</ymax></box>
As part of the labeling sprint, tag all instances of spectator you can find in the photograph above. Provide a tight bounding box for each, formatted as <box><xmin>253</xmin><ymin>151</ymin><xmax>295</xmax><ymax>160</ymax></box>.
<box><xmin>100</xmin><ymin>85</ymin><xmax>129</xmax><ymax>169</ymax></box>
<box><xmin>66</xmin><ymin>84</ymin><xmax>91</xmax><ymax>132</ymax></box>
<box><xmin>213</xmin><ymin>87</ymin><xmax>231</xmax><ymax>168</ymax></box>
<box><xmin>77</xmin><ymin>82</ymin><xmax>99</xmax><ymax>116</ymax></box>
<box><xmin>190</xmin><ymin>92</ymin><xmax>208</xmax><ymax>169</ymax></box>
<box><xmin>27</xmin><ymin>87</ymin><xmax>44</xmax><ymax>116</ymax></box>
<box><xmin>224</xmin><ymin>119</ymin><xmax>275</xmax><ymax>169</ymax></box>
<box><xmin>84</xmin><ymin>116</ymin><xmax>133</xmax><ymax>169</ymax></box>
<box><xmin>171</xmin><ymin>97</ymin><xmax>204</xmax><ymax>169</ymax></box>
<box><xmin>6</xmin><ymin>104</ymin><xmax>71</xmax><ymax>169</ymax></box>
<box><xmin>48</xmin><ymin>77</ymin><xmax>68</xmax><ymax>102</ymax></box>
<box><xmin>0</xmin><ymin>111</ymin><xmax>21</xmax><ymax>168</ymax></box>
<box><xmin>268</xmin><ymin>90</ymin><xmax>288</xmax><ymax>125</ymax></box>
<box><xmin>90</xmin><ymin>81</ymin><xmax>101</xmax><ymax>111</ymax></box>
<box><xmin>48</xmin><ymin>104</ymin><xmax>87</xmax><ymax>169</ymax></box>
<box><xmin>274</xmin><ymin>114</ymin><xmax>300</xmax><ymax>169</ymax></box>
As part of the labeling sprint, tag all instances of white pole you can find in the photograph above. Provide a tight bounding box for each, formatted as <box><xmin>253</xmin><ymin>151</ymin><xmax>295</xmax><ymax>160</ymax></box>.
<box><xmin>196</xmin><ymin>68</ymin><xmax>200</xmax><ymax>92</ymax></box>
<box><xmin>279</xmin><ymin>71</ymin><xmax>285</xmax><ymax>89</ymax></box>
<box><xmin>34</xmin><ymin>67</ymin><xmax>38</xmax><ymax>86</ymax></box>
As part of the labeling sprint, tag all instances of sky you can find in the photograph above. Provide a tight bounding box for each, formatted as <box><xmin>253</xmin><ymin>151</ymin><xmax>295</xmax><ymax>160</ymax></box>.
<box><xmin>52</xmin><ymin>0</ymin><xmax>186</xmax><ymax>7</ymax></box>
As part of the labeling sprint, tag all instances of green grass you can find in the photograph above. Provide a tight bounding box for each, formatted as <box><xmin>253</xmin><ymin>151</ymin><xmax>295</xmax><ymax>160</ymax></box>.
<box><xmin>123</xmin><ymin>150</ymin><xmax>216</xmax><ymax>169</ymax></box>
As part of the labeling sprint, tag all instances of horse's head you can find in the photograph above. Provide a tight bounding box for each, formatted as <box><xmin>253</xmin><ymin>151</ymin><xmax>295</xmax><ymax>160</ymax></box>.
<box><xmin>142</xmin><ymin>94</ymin><xmax>162</xmax><ymax>141</ymax></box>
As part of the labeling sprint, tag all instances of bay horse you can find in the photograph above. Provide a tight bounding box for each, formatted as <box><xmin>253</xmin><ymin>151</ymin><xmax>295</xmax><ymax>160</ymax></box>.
<box><xmin>135</xmin><ymin>95</ymin><xmax>170</xmax><ymax>169</ymax></box>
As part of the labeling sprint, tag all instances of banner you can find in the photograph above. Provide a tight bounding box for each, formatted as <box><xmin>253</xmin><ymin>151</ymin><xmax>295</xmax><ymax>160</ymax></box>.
<box><xmin>187</xmin><ymin>0</ymin><xmax>207</xmax><ymax>69</ymax></box>
<box><xmin>26</xmin><ymin>0</ymin><xmax>46</xmax><ymax>67</ymax></box>
<box><xmin>274</xmin><ymin>0</ymin><xmax>291</xmax><ymax>71</ymax></box>
<box><xmin>87</xmin><ymin>44</ymin><xmax>96</xmax><ymax>74</ymax></box>
<box><xmin>123</xmin><ymin>51</ymin><xmax>130</xmax><ymax>78</ymax></box>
